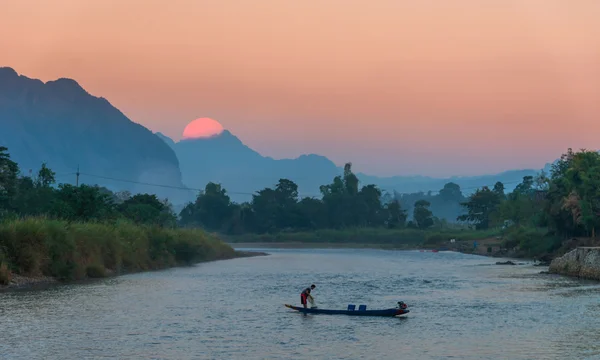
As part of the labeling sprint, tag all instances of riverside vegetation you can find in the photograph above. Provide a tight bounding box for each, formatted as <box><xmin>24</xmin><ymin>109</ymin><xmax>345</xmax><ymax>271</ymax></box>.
<box><xmin>179</xmin><ymin>148</ymin><xmax>600</xmax><ymax>261</ymax></box>
<box><xmin>2</xmin><ymin>146</ymin><xmax>600</xmax><ymax>286</ymax></box>
<box><xmin>0</xmin><ymin>147</ymin><xmax>240</xmax><ymax>287</ymax></box>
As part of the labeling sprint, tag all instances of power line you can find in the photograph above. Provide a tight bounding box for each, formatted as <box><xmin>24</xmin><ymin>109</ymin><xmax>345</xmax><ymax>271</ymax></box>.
<box><xmin>75</xmin><ymin>171</ymin><xmax>530</xmax><ymax>198</ymax></box>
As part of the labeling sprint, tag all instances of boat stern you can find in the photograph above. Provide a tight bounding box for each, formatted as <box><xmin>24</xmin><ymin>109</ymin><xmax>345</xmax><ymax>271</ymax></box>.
<box><xmin>395</xmin><ymin>308</ymin><xmax>410</xmax><ymax>316</ymax></box>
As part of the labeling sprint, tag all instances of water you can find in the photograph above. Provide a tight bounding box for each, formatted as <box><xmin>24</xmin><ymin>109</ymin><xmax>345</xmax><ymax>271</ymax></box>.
<box><xmin>2</xmin><ymin>248</ymin><xmax>600</xmax><ymax>360</ymax></box>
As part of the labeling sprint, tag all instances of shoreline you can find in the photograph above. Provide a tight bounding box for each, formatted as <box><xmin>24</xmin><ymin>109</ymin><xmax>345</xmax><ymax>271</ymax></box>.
<box><xmin>0</xmin><ymin>250</ymin><xmax>269</xmax><ymax>292</ymax></box>
<box><xmin>229</xmin><ymin>242</ymin><xmax>542</xmax><ymax>263</ymax></box>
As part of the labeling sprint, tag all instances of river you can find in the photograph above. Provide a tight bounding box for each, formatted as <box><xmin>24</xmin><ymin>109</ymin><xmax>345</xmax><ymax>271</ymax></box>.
<box><xmin>1</xmin><ymin>248</ymin><xmax>600</xmax><ymax>359</ymax></box>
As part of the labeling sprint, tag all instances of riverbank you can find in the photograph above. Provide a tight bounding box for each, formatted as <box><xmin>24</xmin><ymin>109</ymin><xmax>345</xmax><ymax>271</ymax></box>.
<box><xmin>0</xmin><ymin>218</ymin><xmax>268</xmax><ymax>290</ymax></box>
<box><xmin>225</xmin><ymin>227</ymin><xmax>497</xmax><ymax>247</ymax></box>
<box><xmin>226</xmin><ymin>226</ymin><xmax>577</xmax><ymax>264</ymax></box>
<box><xmin>1</xmin><ymin>249</ymin><xmax>268</xmax><ymax>291</ymax></box>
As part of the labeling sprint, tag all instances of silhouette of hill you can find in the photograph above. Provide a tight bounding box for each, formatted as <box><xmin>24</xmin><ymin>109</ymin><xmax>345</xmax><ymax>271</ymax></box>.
<box><xmin>0</xmin><ymin>66</ymin><xmax>545</xmax><ymax>209</ymax></box>
<box><xmin>0</xmin><ymin>67</ymin><xmax>192</xmax><ymax>204</ymax></box>
<box><xmin>160</xmin><ymin>131</ymin><xmax>339</xmax><ymax>201</ymax></box>
<box><xmin>158</xmin><ymin>132</ymin><xmax>542</xmax><ymax>203</ymax></box>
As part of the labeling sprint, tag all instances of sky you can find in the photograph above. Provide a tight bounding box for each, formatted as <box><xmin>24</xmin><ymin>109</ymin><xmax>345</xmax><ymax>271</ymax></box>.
<box><xmin>1</xmin><ymin>0</ymin><xmax>599</xmax><ymax>177</ymax></box>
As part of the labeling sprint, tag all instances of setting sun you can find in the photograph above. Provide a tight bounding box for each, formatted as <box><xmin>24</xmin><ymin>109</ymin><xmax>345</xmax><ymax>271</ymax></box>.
<box><xmin>182</xmin><ymin>118</ymin><xmax>224</xmax><ymax>139</ymax></box>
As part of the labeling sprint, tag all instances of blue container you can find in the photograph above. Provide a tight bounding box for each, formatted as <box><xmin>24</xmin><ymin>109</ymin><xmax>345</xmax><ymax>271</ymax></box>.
<box><xmin>358</xmin><ymin>305</ymin><xmax>367</xmax><ymax>311</ymax></box>
<box><xmin>347</xmin><ymin>304</ymin><xmax>356</xmax><ymax>311</ymax></box>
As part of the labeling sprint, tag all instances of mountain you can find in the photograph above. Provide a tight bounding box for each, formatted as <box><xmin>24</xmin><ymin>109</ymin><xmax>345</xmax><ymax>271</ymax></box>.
<box><xmin>0</xmin><ymin>67</ymin><xmax>192</xmax><ymax>204</ymax></box>
<box><xmin>161</xmin><ymin>131</ymin><xmax>340</xmax><ymax>201</ymax></box>
<box><xmin>0</xmin><ymin>66</ymin><xmax>545</xmax><ymax>208</ymax></box>
<box><xmin>158</xmin><ymin>131</ymin><xmax>543</xmax><ymax>203</ymax></box>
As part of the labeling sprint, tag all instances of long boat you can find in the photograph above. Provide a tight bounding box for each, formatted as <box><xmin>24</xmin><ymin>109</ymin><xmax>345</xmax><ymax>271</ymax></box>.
<box><xmin>284</xmin><ymin>303</ymin><xmax>409</xmax><ymax>317</ymax></box>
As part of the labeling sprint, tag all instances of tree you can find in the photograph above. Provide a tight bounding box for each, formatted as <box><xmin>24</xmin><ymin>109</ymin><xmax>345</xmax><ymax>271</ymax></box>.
<box><xmin>320</xmin><ymin>168</ymin><xmax>352</xmax><ymax>228</ymax></box>
<box><xmin>51</xmin><ymin>184</ymin><xmax>116</xmax><ymax>222</ymax></box>
<box><xmin>179</xmin><ymin>182</ymin><xmax>233</xmax><ymax>231</ymax></box>
<box><xmin>274</xmin><ymin>179</ymin><xmax>300</xmax><ymax>229</ymax></box>
<box><xmin>561</xmin><ymin>149</ymin><xmax>600</xmax><ymax>237</ymax></box>
<box><xmin>439</xmin><ymin>182</ymin><xmax>463</xmax><ymax>203</ymax></box>
<box><xmin>119</xmin><ymin>193</ymin><xmax>176</xmax><ymax>227</ymax></box>
<box><xmin>0</xmin><ymin>146</ymin><xmax>19</xmax><ymax>213</ymax></box>
<box><xmin>295</xmin><ymin>197</ymin><xmax>327</xmax><ymax>230</ymax></box>
<box><xmin>457</xmin><ymin>186</ymin><xmax>501</xmax><ymax>229</ymax></box>
<box><xmin>343</xmin><ymin>163</ymin><xmax>359</xmax><ymax>196</ymax></box>
<box><xmin>356</xmin><ymin>184</ymin><xmax>384</xmax><ymax>227</ymax></box>
<box><xmin>250</xmin><ymin>187</ymin><xmax>279</xmax><ymax>233</ymax></box>
<box><xmin>386</xmin><ymin>199</ymin><xmax>407</xmax><ymax>228</ymax></box>
<box><xmin>493</xmin><ymin>182</ymin><xmax>505</xmax><ymax>199</ymax></box>
<box><xmin>35</xmin><ymin>162</ymin><xmax>56</xmax><ymax>188</ymax></box>
<box><xmin>413</xmin><ymin>200</ymin><xmax>434</xmax><ymax>229</ymax></box>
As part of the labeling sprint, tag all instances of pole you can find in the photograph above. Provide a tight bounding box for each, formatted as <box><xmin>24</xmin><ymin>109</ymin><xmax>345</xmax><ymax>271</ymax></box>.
<box><xmin>76</xmin><ymin>165</ymin><xmax>80</xmax><ymax>186</ymax></box>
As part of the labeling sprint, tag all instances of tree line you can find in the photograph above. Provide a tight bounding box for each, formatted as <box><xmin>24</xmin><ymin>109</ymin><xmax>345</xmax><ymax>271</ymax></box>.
<box><xmin>2</xmin><ymin>146</ymin><xmax>464</xmax><ymax>232</ymax></box>
<box><xmin>0</xmin><ymin>147</ymin><xmax>178</xmax><ymax>227</ymax></box>
<box><xmin>458</xmin><ymin>148</ymin><xmax>600</xmax><ymax>240</ymax></box>
<box><xmin>3</xmin><ymin>145</ymin><xmax>598</xmax><ymax>243</ymax></box>
<box><xmin>178</xmin><ymin>163</ymin><xmax>477</xmax><ymax>234</ymax></box>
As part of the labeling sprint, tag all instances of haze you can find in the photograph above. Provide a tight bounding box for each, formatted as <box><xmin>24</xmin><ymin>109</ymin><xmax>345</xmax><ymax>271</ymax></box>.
<box><xmin>2</xmin><ymin>0</ymin><xmax>599</xmax><ymax>177</ymax></box>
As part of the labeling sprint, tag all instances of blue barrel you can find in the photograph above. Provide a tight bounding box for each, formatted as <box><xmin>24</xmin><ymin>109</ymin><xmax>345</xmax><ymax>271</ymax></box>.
<box><xmin>347</xmin><ymin>304</ymin><xmax>356</xmax><ymax>311</ymax></box>
<box><xmin>358</xmin><ymin>305</ymin><xmax>367</xmax><ymax>311</ymax></box>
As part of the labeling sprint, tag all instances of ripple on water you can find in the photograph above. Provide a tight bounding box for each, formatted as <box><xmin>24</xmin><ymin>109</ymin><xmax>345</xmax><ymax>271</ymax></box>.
<box><xmin>2</xmin><ymin>248</ymin><xmax>600</xmax><ymax>359</ymax></box>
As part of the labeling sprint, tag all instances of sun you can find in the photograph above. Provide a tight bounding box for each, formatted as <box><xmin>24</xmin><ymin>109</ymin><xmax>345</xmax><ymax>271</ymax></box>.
<box><xmin>182</xmin><ymin>118</ymin><xmax>224</xmax><ymax>139</ymax></box>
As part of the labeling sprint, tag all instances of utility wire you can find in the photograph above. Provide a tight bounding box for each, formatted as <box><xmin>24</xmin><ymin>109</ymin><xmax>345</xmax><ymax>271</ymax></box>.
<box><xmin>73</xmin><ymin>171</ymin><xmax>530</xmax><ymax>198</ymax></box>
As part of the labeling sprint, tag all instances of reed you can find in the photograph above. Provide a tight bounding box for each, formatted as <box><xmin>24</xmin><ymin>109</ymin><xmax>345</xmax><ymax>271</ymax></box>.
<box><xmin>0</xmin><ymin>217</ymin><xmax>236</xmax><ymax>282</ymax></box>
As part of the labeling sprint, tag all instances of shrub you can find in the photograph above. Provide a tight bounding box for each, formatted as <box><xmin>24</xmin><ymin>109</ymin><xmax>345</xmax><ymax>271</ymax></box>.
<box><xmin>0</xmin><ymin>217</ymin><xmax>235</xmax><ymax>282</ymax></box>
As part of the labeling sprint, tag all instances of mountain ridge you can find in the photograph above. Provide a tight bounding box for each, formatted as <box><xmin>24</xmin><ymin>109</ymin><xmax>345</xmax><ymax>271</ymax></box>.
<box><xmin>0</xmin><ymin>67</ymin><xmax>192</xmax><ymax>204</ymax></box>
<box><xmin>157</xmin><ymin>132</ymin><xmax>544</xmax><ymax>202</ymax></box>
<box><xmin>1</xmin><ymin>66</ymin><xmax>548</xmax><ymax>206</ymax></box>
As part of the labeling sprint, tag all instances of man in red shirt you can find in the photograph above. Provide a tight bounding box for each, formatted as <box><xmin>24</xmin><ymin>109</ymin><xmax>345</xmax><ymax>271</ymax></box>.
<box><xmin>300</xmin><ymin>284</ymin><xmax>316</xmax><ymax>308</ymax></box>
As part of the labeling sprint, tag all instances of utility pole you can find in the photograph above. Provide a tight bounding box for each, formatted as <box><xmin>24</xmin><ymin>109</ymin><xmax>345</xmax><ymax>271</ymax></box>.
<box><xmin>76</xmin><ymin>165</ymin><xmax>80</xmax><ymax>186</ymax></box>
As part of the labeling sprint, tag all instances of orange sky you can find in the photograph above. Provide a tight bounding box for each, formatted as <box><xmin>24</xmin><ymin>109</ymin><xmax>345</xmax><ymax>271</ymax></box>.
<box><xmin>2</xmin><ymin>0</ymin><xmax>599</xmax><ymax>176</ymax></box>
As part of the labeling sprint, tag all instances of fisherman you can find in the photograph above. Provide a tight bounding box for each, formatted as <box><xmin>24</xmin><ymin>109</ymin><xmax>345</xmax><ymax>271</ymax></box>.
<box><xmin>300</xmin><ymin>284</ymin><xmax>316</xmax><ymax>308</ymax></box>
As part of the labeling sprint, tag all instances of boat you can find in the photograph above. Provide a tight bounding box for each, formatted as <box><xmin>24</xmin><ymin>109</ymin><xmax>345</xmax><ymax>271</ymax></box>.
<box><xmin>284</xmin><ymin>302</ymin><xmax>409</xmax><ymax>317</ymax></box>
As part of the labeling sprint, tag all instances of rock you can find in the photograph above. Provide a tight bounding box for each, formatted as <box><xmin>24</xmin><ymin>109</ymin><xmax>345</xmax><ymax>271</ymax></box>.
<box><xmin>549</xmin><ymin>247</ymin><xmax>600</xmax><ymax>281</ymax></box>
<box><xmin>496</xmin><ymin>261</ymin><xmax>516</xmax><ymax>265</ymax></box>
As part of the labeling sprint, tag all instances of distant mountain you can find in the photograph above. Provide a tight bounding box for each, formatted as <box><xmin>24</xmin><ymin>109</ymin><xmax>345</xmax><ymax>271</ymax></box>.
<box><xmin>158</xmin><ymin>131</ymin><xmax>543</xmax><ymax>203</ymax></box>
<box><xmin>160</xmin><ymin>131</ymin><xmax>340</xmax><ymax>201</ymax></box>
<box><xmin>0</xmin><ymin>66</ymin><xmax>546</xmax><ymax>209</ymax></box>
<box><xmin>0</xmin><ymin>67</ymin><xmax>192</xmax><ymax>204</ymax></box>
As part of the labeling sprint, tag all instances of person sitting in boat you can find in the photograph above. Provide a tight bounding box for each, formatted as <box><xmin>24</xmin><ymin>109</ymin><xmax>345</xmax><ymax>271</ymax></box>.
<box><xmin>300</xmin><ymin>284</ymin><xmax>316</xmax><ymax>308</ymax></box>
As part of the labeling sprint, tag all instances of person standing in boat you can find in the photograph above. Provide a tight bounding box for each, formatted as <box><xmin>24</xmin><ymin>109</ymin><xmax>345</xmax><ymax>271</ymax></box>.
<box><xmin>300</xmin><ymin>284</ymin><xmax>316</xmax><ymax>308</ymax></box>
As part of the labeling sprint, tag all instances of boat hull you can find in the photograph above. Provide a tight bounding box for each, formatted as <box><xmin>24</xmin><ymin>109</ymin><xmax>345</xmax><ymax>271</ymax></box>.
<box><xmin>284</xmin><ymin>304</ymin><xmax>409</xmax><ymax>317</ymax></box>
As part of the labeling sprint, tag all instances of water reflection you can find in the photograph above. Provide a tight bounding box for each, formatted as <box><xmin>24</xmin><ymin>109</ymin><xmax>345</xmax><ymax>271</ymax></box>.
<box><xmin>1</xmin><ymin>248</ymin><xmax>599</xmax><ymax>359</ymax></box>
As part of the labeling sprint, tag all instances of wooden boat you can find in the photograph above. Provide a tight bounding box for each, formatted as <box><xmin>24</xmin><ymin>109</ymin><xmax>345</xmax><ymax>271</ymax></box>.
<box><xmin>284</xmin><ymin>303</ymin><xmax>409</xmax><ymax>317</ymax></box>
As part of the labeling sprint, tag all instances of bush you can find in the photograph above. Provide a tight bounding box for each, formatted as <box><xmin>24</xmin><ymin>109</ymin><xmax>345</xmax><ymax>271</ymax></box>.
<box><xmin>0</xmin><ymin>217</ymin><xmax>235</xmax><ymax>282</ymax></box>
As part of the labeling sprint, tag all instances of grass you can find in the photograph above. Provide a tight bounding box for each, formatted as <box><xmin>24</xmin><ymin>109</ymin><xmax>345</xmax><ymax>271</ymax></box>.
<box><xmin>0</xmin><ymin>217</ymin><xmax>237</xmax><ymax>283</ymax></box>
<box><xmin>224</xmin><ymin>227</ymin><xmax>500</xmax><ymax>249</ymax></box>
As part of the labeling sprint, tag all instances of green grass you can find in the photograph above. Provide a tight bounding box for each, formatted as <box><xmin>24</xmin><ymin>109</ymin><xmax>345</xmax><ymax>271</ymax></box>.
<box><xmin>0</xmin><ymin>217</ymin><xmax>237</xmax><ymax>282</ymax></box>
<box><xmin>224</xmin><ymin>227</ymin><xmax>500</xmax><ymax>248</ymax></box>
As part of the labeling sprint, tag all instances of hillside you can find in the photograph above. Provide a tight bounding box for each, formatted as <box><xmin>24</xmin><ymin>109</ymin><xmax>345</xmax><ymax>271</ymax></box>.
<box><xmin>0</xmin><ymin>67</ymin><xmax>192</xmax><ymax>204</ymax></box>
<box><xmin>0</xmin><ymin>66</ymin><xmax>544</xmax><ymax>211</ymax></box>
<box><xmin>158</xmin><ymin>131</ymin><xmax>340</xmax><ymax>201</ymax></box>
<box><xmin>158</xmin><ymin>131</ymin><xmax>542</xmax><ymax>205</ymax></box>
